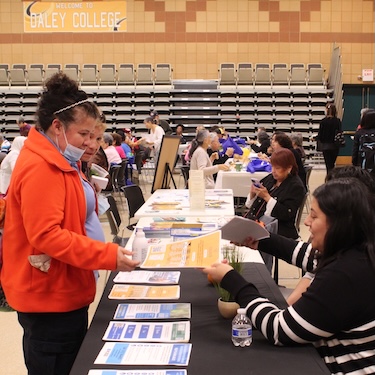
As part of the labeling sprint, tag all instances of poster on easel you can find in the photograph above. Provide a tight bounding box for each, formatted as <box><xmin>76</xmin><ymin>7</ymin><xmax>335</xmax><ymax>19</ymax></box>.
<box><xmin>151</xmin><ymin>135</ymin><xmax>181</xmax><ymax>193</ymax></box>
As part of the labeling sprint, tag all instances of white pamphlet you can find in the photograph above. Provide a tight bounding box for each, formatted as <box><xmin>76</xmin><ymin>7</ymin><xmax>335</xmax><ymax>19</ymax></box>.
<box><xmin>94</xmin><ymin>342</ymin><xmax>192</xmax><ymax>366</ymax></box>
<box><xmin>113</xmin><ymin>271</ymin><xmax>181</xmax><ymax>284</ymax></box>
<box><xmin>189</xmin><ymin>169</ymin><xmax>205</xmax><ymax>210</ymax></box>
<box><xmin>102</xmin><ymin>321</ymin><xmax>190</xmax><ymax>342</ymax></box>
<box><xmin>220</xmin><ymin>216</ymin><xmax>270</xmax><ymax>243</ymax></box>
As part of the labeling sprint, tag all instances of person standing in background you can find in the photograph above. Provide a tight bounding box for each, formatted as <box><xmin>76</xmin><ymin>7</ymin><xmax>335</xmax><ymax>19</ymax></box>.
<box><xmin>1</xmin><ymin>72</ymin><xmax>139</xmax><ymax>375</ymax></box>
<box><xmin>150</xmin><ymin>110</ymin><xmax>172</xmax><ymax>135</ymax></box>
<box><xmin>0</xmin><ymin>134</ymin><xmax>9</xmax><ymax>163</ymax></box>
<box><xmin>316</xmin><ymin>103</ymin><xmax>341</xmax><ymax>173</ymax></box>
<box><xmin>144</xmin><ymin>116</ymin><xmax>165</xmax><ymax>162</ymax></box>
<box><xmin>0</xmin><ymin>136</ymin><xmax>26</xmax><ymax>194</ymax></box>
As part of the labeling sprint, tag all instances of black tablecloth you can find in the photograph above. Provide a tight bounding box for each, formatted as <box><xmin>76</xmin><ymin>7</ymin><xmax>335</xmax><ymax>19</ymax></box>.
<box><xmin>70</xmin><ymin>263</ymin><xmax>330</xmax><ymax>375</ymax></box>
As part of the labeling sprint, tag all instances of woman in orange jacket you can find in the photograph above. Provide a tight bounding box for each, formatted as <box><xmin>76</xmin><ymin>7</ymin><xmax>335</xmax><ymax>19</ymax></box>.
<box><xmin>0</xmin><ymin>73</ymin><xmax>139</xmax><ymax>375</ymax></box>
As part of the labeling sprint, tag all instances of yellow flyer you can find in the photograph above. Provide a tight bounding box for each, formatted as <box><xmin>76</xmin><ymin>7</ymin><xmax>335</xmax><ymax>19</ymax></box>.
<box><xmin>140</xmin><ymin>230</ymin><xmax>221</xmax><ymax>268</ymax></box>
<box><xmin>108</xmin><ymin>284</ymin><xmax>180</xmax><ymax>300</ymax></box>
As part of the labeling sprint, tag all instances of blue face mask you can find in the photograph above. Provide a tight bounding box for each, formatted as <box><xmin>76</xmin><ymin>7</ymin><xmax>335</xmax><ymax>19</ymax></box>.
<box><xmin>59</xmin><ymin>127</ymin><xmax>86</xmax><ymax>163</ymax></box>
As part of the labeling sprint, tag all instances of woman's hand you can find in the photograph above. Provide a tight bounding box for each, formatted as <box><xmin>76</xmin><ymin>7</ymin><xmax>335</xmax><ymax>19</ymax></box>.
<box><xmin>254</xmin><ymin>184</ymin><xmax>270</xmax><ymax>201</ymax></box>
<box><xmin>116</xmin><ymin>247</ymin><xmax>140</xmax><ymax>271</ymax></box>
<box><xmin>203</xmin><ymin>262</ymin><xmax>233</xmax><ymax>283</ymax></box>
<box><xmin>231</xmin><ymin>237</ymin><xmax>259</xmax><ymax>249</ymax></box>
<box><xmin>210</xmin><ymin>152</ymin><xmax>219</xmax><ymax>162</ymax></box>
<box><xmin>218</xmin><ymin>164</ymin><xmax>230</xmax><ymax>171</ymax></box>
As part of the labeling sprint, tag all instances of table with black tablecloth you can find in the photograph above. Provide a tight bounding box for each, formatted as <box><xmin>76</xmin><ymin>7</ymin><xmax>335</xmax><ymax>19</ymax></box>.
<box><xmin>70</xmin><ymin>263</ymin><xmax>330</xmax><ymax>375</ymax></box>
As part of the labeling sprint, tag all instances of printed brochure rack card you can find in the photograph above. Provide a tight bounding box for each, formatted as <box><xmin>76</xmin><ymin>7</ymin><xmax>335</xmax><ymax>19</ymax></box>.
<box><xmin>102</xmin><ymin>321</ymin><xmax>190</xmax><ymax>342</ymax></box>
<box><xmin>113</xmin><ymin>271</ymin><xmax>181</xmax><ymax>284</ymax></box>
<box><xmin>140</xmin><ymin>230</ymin><xmax>221</xmax><ymax>268</ymax></box>
<box><xmin>108</xmin><ymin>284</ymin><xmax>180</xmax><ymax>300</ymax></box>
<box><xmin>113</xmin><ymin>303</ymin><xmax>191</xmax><ymax>320</ymax></box>
<box><xmin>94</xmin><ymin>342</ymin><xmax>192</xmax><ymax>366</ymax></box>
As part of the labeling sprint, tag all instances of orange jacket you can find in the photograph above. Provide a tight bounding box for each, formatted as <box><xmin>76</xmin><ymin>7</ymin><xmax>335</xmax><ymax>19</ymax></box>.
<box><xmin>1</xmin><ymin>127</ymin><xmax>118</xmax><ymax>312</ymax></box>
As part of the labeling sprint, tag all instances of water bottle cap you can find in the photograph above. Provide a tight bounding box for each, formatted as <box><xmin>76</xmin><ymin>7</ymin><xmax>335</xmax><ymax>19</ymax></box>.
<box><xmin>237</xmin><ymin>308</ymin><xmax>247</xmax><ymax>315</ymax></box>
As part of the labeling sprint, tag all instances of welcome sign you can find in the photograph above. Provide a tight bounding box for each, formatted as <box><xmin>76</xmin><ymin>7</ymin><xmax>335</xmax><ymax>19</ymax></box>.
<box><xmin>23</xmin><ymin>1</ymin><xmax>127</xmax><ymax>32</ymax></box>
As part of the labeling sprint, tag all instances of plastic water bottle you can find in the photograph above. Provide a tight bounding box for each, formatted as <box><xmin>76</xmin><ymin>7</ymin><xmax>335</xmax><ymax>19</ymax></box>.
<box><xmin>232</xmin><ymin>308</ymin><xmax>252</xmax><ymax>347</ymax></box>
<box><xmin>132</xmin><ymin>228</ymin><xmax>148</xmax><ymax>263</ymax></box>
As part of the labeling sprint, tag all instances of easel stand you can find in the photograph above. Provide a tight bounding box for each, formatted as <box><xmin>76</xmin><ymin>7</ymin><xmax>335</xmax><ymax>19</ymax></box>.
<box><xmin>161</xmin><ymin>162</ymin><xmax>177</xmax><ymax>189</ymax></box>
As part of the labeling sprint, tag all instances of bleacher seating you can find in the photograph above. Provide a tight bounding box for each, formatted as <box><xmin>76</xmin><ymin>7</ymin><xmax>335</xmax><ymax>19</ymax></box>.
<box><xmin>0</xmin><ymin>61</ymin><xmax>332</xmax><ymax>160</ymax></box>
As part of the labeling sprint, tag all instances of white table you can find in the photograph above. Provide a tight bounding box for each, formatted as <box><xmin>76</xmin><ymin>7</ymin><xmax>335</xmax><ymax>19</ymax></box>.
<box><xmin>134</xmin><ymin>189</ymin><xmax>235</xmax><ymax>219</ymax></box>
<box><xmin>126</xmin><ymin>216</ymin><xmax>264</xmax><ymax>263</ymax></box>
<box><xmin>215</xmin><ymin>170</ymin><xmax>268</xmax><ymax>198</ymax></box>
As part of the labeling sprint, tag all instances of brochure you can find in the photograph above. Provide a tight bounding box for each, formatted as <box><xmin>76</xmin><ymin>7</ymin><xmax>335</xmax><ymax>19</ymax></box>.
<box><xmin>140</xmin><ymin>230</ymin><xmax>221</xmax><ymax>268</ymax></box>
<box><xmin>113</xmin><ymin>271</ymin><xmax>181</xmax><ymax>284</ymax></box>
<box><xmin>113</xmin><ymin>303</ymin><xmax>191</xmax><ymax>320</ymax></box>
<box><xmin>94</xmin><ymin>342</ymin><xmax>192</xmax><ymax>366</ymax></box>
<box><xmin>108</xmin><ymin>284</ymin><xmax>180</xmax><ymax>300</ymax></box>
<box><xmin>220</xmin><ymin>216</ymin><xmax>270</xmax><ymax>243</ymax></box>
<box><xmin>88</xmin><ymin>370</ymin><xmax>187</xmax><ymax>375</ymax></box>
<box><xmin>102</xmin><ymin>321</ymin><xmax>190</xmax><ymax>342</ymax></box>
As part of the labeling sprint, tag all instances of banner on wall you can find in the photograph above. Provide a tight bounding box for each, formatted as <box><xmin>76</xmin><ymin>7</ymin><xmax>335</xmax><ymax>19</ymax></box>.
<box><xmin>23</xmin><ymin>1</ymin><xmax>127</xmax><ymax>32</ymax></box>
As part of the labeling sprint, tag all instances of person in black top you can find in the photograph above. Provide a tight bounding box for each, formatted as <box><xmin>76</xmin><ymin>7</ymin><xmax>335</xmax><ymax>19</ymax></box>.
<box><xmin>204</xmin><ymin>178</ymin><xmax>375</xmax><ymax>375</ymax></box>
<box><xmin>172</xmin><ymin>124</ymin><xmax>187</xmax><ymax>144</ymax></box>
<box><xmin>247</xmin><ymin>127</ymin><xmax>271</xmax><ymax>155</ymax></box>
<box><xmin>316</xmin><ymin>103</ymin><xmax>341</xmax><ymax>173</ymax></box>
<box><xmin>150</xmin><ymin>110</ymin><xmax>173</xmax><ymax>135</ymax></box>
<box><xmin>245</xmin><ymin>148</ymin><xmax>306</xmax><ymax>272</ymax></box>
<box><xmin>271</xmin><ymin>131</ymin><xmax>307</xmax><ymax>189</ymax></box>
<box><xmin>352</xmin><ymin>108</ymin><xmax>375</xmax><ymax>180</ymax></box>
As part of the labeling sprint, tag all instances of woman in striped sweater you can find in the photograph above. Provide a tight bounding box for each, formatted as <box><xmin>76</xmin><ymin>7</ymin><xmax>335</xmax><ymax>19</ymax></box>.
<box><xmin>205</xmin><ymin>178</ymin><xmax>375</xmax><ymax>375</ymax></box>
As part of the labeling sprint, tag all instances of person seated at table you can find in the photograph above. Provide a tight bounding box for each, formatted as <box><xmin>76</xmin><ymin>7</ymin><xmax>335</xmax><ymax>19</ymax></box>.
<box><xmin>111</xmin><ymin>132</ymin><xmax>126</xmax><ymax>160</ymax></box>
<box><xmin>210</xmin><ymin>125</ymin><xmax>228</xmax><ymax>143</ymax></box>
<box><xmin>207</xmin><ymin>132</ymin><xmax>234</xmax><ymax>181</ymax></box>
<box><xmin>102</xmin><ymin>133</ymin><xmax>122</xmax><ymax>166</ymax></box>
<box><xmin>184</xmin><ymin>125</ymin><xmax>205</xmax><ymax>165</ymax></box>
<box><xmin>123</xmin><ymin>128</ymin><xmax>149</xmax><ymax>174</ymax></box>
<box><xmin>244</xmin><ymin>148</ymin><xmax>306</xmax><ymax>272</ymax></box>
<box><xmin>173</xmin><ymin>123</ymin><xmax>187</xmax><ymax>144</ymax></box>
<box><xmin>204</xmin><ymin>178</ymin><xmax>375</xmax><ymax>375</ymax></box>
<box><xmin>271</xmin><ymin>131</ymin><xmax>307</xmax><ymax>188</ymax></box>
<box><xmin>247</xmin><ymin>127</ymin><xmax>271</xmax><ymax>155</ymax></box>
<box><xmin>189</xmin><ymin>129</ymin><xmax>229</xmax><ymax>189</ymax></box>
<box><xmin>286</xmin><ymin>165</ymin><xmax>375</xmax><ymax>305</ymax></box>
<box><xmin>290</xmin><ymin>132</ymin><xmax>306</xmax><ymax>164</ymax></box>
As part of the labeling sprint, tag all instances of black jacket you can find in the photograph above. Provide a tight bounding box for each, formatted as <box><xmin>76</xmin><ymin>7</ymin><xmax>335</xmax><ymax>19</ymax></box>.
<box><xmin>248</xmin><ymin>173</ymin><xmax>306</xmax><ymax>239</ymax></box>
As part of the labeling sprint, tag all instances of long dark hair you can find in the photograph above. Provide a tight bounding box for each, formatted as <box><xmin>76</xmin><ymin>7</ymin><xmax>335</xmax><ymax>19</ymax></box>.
<box><xmin>189</xmin><ymin>129</ymin><xmax>209</xmax><ymax>158</ymax></box>
<box><xmin>313</xmin><ymin>178</ymin><xmax>375</xmax><ymax>270</ymax></box>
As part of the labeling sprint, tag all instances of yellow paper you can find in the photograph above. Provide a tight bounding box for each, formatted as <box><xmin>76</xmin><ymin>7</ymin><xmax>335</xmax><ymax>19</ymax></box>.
<box><xmin>141</xmin><ymin>230</ymin><xmax>221</xmax><ymax>268</ymax></box>
<box><xmin>108</xmin><ymin>284</ymin><xmax>180</xmax><ymax>300</ymax></box>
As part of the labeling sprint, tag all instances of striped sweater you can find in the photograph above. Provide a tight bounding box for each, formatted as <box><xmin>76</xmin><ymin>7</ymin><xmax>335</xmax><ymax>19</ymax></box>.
<box><xmin>221</xmin><ymin>234</ymin><xmax>375</xmax><ymax>374</ymax></box>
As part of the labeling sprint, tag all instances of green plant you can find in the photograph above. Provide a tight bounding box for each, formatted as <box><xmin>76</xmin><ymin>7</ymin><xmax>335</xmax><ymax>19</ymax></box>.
<box><xmin>214</xmin><ymin>245</ymin><xmax>244</xmax><ymax>302</ymax></box>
